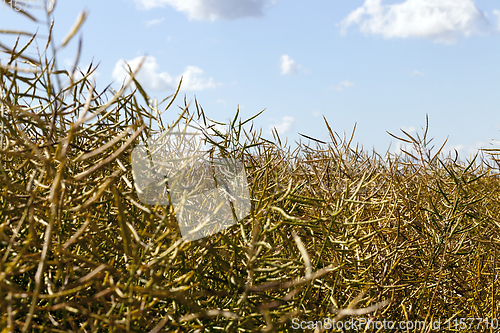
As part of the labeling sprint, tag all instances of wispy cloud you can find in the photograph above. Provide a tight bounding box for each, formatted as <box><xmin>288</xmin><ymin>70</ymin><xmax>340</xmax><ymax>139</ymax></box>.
<box><xmin>145</xmin><ymin>18</ymin><xmax>165</xmax><ymax>26</ymax></box>
<box><xmin>328</xmin><ymin>80</ymin><xmax>355</xmax><ymax>91</ymax></box>
<box><xmin>268</xmin><ymin>116</ymin><xmax>295</xmax><ymax>134</ymax></box>
<box><xmin>216</xmin><ymin>99</ymin><xmax>227</xmax><ymax>106</ymax></box>
<box><xmin>494</xmin><ymin>10</ymin><xmax>500</xmax><ymax>31</ymax></box>
<box><xmin>393</xmin><ymin>138</ymin><xmax>500</xmax><ymax>160</ymax></box>
<box><xmin>340</xmin><ymin>0</ymin><xmax>488</xmax><ymax>44</ymax></box>
<box><xmin>112</xmin><ymin>56</ymin><xmax>219</xmax><ymax>91</ymax></box>
<box><xmin>410</xmin><ymin>70</ymin><xmax>425</xmax><ymax>77</ymax></box>
<box><xmin>453</xmin><ymin>140</ymin><xmax>500</xmax><ymax>158</ymax></box>
<box><xmin>401</xmin><ymin>126</ymin><xmax>416</xmax><ymax>133</ymax></box>
<box><xmin>133</xmin><ymin>0</ymin><xmax>276</xmax><ymax>21</ymax></box>
<box><xmin>280</xmin><ymin>55</ymin><xmax>299</xmax><ymax>75</ymax></box>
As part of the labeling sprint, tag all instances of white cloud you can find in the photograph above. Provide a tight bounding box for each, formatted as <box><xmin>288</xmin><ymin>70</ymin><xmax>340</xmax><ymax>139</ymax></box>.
<box><xmin>208</xmin><ymin>122</ymin><xmax>228</xmax><ymax>135</ymax></box>
<box><xmin>181</xmin><ymin>66</ymin><xmax>218</xmax><ymax>90</ymax></box>
<box><xmin>216</xmin><ymin>99</ymin><xmax>227</xmax><ymax>106</ymax></box>
<box><xmin>145</xmin><ymin>18</ymin><xmax>165</xmax><ymax>26</ymax></box>
<box><xmin>410</xmin><ymin>70</ymin><xmax>425</xmax><ymax>77</ymax></box>
<box><xmin>112</xmin><ymin>56</ymin><xmax>218</xmax><ymax>91</ymax></box>
<box><xmin>113</xmin><ymin>56</ymin><xmax>174</xmax><ymax>91</ymax></box>
<box><xmin>391</xmin><ymin>138</ymin><xmax>500</xmax><ymax>161</ymax></box>
<box><xmin>63</xmin><ymin>59</ymin><xmax>101</xmax><ymax>86</ymax></box>
<box><xmin>340</xmin><ymin>0</ymin><xmax>488</xmax><ymax>44</ymax></box>
<box><xmin>312</xmin><ymin>111</ymin><xmax>321</xmax><ymax>117</ymax></box>
<box><xmin>133</xmin><ymin>0</ymin><xmax>276</xmax><ymax>21</ymax></box>
<box><xmin>391</xmin><ymin>141</ymin><xmax>410</xmax><ymax>155</ymax></box>
<box><xmin>390</xmin><ymin>126</ymin><xmax>416</xmax><ymax>154</ymax></box>
<box><xmin>71</xmin><ymin>69</ymin><xmax>100</xmax><ymax>86</ymax></box>
<box><xmin>268</xmin><ymin>116</ymin><xmax>295</xmax><ymax>134</ymax></box>
<box><xmin>494</xmin><ymin>10</ymin><xmax>500</xmax><ymax>31</ymax></box>
<box><xmin>453</xmin><ymin>141</ymin><xmax>490</xmax><ymax>158</ymax></box>
<box><xmin>456</xmin><ymin>140</ymin><xmax>500</xmax><ymax>157</ymax></box>
<box><xmin>328</xmin><ymin>80</ymin><xmax>355</xmax><ymax>91</ymax></box>
<box><xmin>280</xmin><ymin>55</ymin><xmax>299</xmax><ymax>75</ymax></box>
<box><xmin>401</xmin><ymin>126</ymin><xmax>416</xmax><ymax>133</ymax></box>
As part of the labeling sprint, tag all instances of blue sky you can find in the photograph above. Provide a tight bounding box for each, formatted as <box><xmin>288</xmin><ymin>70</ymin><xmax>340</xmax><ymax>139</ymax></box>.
<box><xmin>1</xmin><ymin>0</ymin><xmax>500</xmax><ymax>157</ymax></box>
